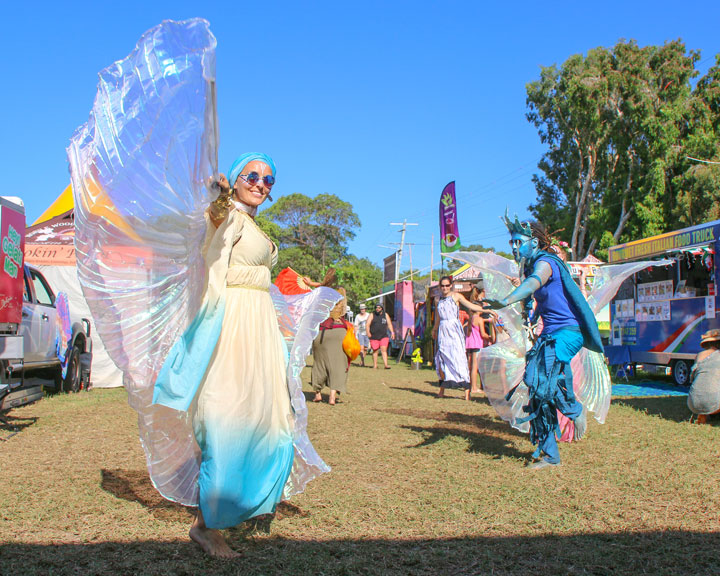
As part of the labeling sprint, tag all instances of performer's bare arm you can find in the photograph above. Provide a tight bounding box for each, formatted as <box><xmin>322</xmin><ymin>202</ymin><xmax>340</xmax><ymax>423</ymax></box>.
<box><xmin>302</xmin><ymin>277</ymin><xmax>323</xmax><ymax>288</ymax></box>
<box><xmin>485</xmin><ymin>261</ymin><xmax>552</xmax><ymax>309</ymax></box>
<box><xmin>453</xmin><ymin>292</ymin><xmax>486</xmax><ymax>312</ymax></box>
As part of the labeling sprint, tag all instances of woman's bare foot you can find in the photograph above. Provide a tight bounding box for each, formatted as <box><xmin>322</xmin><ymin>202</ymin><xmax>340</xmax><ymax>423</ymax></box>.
<box><xmin>329</xmin><ymin>390</ymin><xmax>337</xmax><ymax>405</ymax></box>
<box><xmin>313</xmin><ymin>392</ymin><xmax>322</xmax><ymax>403</ymax></box>
<box><xmin>190</xmin><ymin>513</ymin><xmax>240</xmax><ymax>558</ymax></box>
<box><xmin>437</xmin><ymin>387</ymin><xmax>445</xmax><ymax>398</ymax></box>
<box><xmin>465</xmin><ymin>389</ymin><xmax>471</xmax><ymax>401</ymax></box>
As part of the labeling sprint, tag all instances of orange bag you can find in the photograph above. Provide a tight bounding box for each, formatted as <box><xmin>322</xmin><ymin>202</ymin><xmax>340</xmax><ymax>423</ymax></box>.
<box><xmin>342</xmin><ymin>321</ymin><xmax>361</xmax><ymax>361</ymax></box>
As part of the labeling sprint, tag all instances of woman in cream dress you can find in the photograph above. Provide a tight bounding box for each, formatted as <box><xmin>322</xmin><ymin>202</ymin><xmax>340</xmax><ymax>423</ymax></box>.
<box><xmin>153</xmin><ymin>153</ymin><xmax>337</xmax><ymax>558</ymax></box>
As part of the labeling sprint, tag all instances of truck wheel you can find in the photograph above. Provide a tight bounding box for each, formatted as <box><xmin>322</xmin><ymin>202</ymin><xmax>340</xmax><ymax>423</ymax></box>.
<box><xmin>62</xmin><ymin>345</ymin><xmax>82</xmax><ymax>393</ymax></box>
<box><xmin>672</xmin><ymin>359</ymin><xmax>691</xmax><ymax>386</ymax></box>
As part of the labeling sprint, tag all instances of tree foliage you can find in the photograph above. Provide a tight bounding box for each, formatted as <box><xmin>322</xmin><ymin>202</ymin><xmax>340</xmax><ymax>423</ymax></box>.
<box><xmin>526</xmin><ymin>40</ymin><xmax>719</xmax><ymax>259</ymax></box>
<box><xmin>259</xmin><ymin>193</ymin><xmax>361</xmax><ymax>269</ymax></box>
<box><xmin>335</xmin><ymin>255</ymin><xmax>383</xmax><ymax>310</ymax></box>
<box><xmin>256</xmin><ymin>193</ymin><xmax>382</xmax><ymax>309</ymax></box>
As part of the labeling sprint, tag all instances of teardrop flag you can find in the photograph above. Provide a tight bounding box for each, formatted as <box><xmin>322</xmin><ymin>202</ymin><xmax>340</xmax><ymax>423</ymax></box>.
<box><xmin>439</xmin><ymin>181</ymin><xmax>460</xmax><ymax>252</ymax></box>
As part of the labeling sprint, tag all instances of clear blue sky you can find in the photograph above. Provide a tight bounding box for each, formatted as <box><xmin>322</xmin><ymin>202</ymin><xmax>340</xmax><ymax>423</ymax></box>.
<box><xmin>2</xmin><ymin>1</ymin><xmax>718</xmax><ymax>275</ymax></box>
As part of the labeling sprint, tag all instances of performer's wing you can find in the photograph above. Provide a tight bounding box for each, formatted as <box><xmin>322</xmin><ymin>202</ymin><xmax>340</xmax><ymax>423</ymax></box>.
<box><xmin>573</xmin><ymin>259</ymin><xmax>673</xmax><ymax>423</ymax></box>
<box><xmin>445</xmin><ymin>252</ymin><xmax>673</xmax><ymax>430</ymax></box>
<box><xmin>270</xmin><ymin>286</ymin><xmax>341</xmax><ymax>498</ymax></box>
<box><xmin>68</xmin><ymin>19</ymin><xmax>218</xmax><ymax>505</ymax></box>
<box><xmin>444</xmin><ymin>251</ymin><xmax>531</xmax><ymax>432</ymax></box>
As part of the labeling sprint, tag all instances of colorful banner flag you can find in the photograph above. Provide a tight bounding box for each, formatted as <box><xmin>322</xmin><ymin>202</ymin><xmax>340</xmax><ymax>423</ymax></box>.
<box><xmin>439</xmin><ymin>181</ymin><xmax>460</xmax><ymax>252</ymax></box>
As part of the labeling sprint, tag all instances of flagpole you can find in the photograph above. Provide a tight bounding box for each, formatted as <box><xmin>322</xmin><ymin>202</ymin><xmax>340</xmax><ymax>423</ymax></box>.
<box><xmin>430</xmin><ymin>234</ymin><xmax>434</xmax><ymax>283</ymax></box>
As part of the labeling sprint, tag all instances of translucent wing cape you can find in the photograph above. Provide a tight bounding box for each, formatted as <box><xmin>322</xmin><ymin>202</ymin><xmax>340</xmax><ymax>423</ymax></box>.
<box><xmin>445</xmin><ymin>251</ymin><xmax>670</xmax><ymax>432</ymax></box>
<box><xmin>68</xmin><ymin>19</ymin><xmax>339</xmax><ymax>506</ymax></box>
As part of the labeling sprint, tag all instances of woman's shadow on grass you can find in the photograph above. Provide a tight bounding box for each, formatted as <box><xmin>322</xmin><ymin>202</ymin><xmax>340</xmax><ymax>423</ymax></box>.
<box><xmin>388</xmin><ymin>382</ymin><xmax>461</xmax><ymax>399</ymax></box>
<box><xmin>100</xmin><ymin>469</ymin><xmax>307</xmax><ymax>531</ymax></box>
<box><xmin>101</xmin><ymin>469</ymin><xmax>195</xmax><ymax>523</ymax></box>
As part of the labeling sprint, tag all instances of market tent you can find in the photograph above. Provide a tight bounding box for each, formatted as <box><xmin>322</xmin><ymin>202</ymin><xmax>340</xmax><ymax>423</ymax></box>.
<box><xmin>33</xmin><ymin>184</ymin><xmax>73</xmax><ymax>225</ymax></box>
<box><xmin>25</xmin><ymin>199</ymin><xmax>123</xmax><ymax>388</ymax></box>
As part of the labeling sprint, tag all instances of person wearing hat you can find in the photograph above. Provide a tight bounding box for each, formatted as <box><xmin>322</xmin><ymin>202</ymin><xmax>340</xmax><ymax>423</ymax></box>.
<box><xmin>312</xmin><ymin>288</ymin><xmax>350</xmax><ymax>405</ymax></box>
<box><xmin>354</xmin><ymin>303</ymin><xmax>371</xmax><ymax>366</ymax></box>
<box><xmin>687</xmin><ymin>329</ymin><xmax>720</xmax><ymax>422</ymax></box>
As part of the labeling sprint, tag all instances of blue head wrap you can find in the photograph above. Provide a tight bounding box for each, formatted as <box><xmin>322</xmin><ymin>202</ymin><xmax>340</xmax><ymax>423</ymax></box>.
<box><xmin>228</xmin><ymin>152</ymin><xmax>277</xmax><ymax>188</ymax></box>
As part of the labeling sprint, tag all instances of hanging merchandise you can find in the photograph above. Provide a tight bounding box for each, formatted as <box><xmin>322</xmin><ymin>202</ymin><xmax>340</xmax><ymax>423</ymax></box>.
<box><xmin>704</xmin><ymin>253</ymin><xmax>714</xmax><ymax>271</ymax></box>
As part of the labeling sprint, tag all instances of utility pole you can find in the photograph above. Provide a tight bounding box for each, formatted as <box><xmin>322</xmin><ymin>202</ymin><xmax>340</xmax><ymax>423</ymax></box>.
<box><xmin>389</xmin><ymin>220</ymin><xmax>418</xmax><ymax>277</ymax></box>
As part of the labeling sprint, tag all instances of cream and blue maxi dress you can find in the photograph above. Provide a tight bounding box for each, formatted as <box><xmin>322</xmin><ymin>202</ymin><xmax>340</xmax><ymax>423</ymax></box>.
<box><xmin>190</xmin><ymin>209</ymin><xmax>294</xmax><ymax>527</ymax></box>
<box><xmin>149</xmin><ymin>207</ymin><xmax>339</xmax><ymax>529</ymax></box>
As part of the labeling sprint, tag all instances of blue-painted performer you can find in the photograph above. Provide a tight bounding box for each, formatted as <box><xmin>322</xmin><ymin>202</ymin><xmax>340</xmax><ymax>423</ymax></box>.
<box><xmin>68</xmin><ymin>20</ymin><xmax>341</xmax><ymax>559</ymax></box>
<box><xmin>484</xmin><ymin>212</ymin><xmax>603</xmax><ymax>469</ymax></box>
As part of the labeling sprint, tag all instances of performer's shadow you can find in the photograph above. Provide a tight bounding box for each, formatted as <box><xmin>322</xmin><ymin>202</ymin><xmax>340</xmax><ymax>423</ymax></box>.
<box><xmin>101</xmin><ymin>469</ymin><xmax>194</xmax><ymax>523</ymax></box>
<box><xmin>101</xmin><ymin>469</ymin><xmax>310</xmax><ymax>533</ymax></box>
<box><xmin>375</xmin><ymin>407</ymin><xmax>527</xmax><ymax>459</ymax></box>
<box><xmin>401</xmin><ymin>423</ymin><xmax>527</xmax><ymax>460</ymax></box>
<box><xmin>377</xmin><ymin>407</ymin><xmax>523</xmax><ymax>436</ymax></box>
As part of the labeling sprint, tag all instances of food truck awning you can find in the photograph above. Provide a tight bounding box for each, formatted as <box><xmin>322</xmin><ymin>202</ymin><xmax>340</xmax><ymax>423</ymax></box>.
<box><xmin>608</xmin><ymin>220</ymin><xmax>718</xmax><ymax>263</ymax></box>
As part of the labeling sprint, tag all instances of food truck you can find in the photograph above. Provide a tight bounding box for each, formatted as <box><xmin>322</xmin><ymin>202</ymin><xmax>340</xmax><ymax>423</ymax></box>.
<box><xmin>0</xmin><ymin>196</ymin><xmax>33</xmax><ymax>410</ymax></box>
<box><xmin>607</xmin><ymin>220</ymin><xmax>720</xmax><ymax>385</ymax></box>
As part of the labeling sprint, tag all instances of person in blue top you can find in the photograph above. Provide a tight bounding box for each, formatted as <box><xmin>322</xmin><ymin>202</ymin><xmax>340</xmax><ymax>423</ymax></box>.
<box><xmin>485</xmin><ymin>211</ymin><xmax>603</xmax><ymax>469</ymax></box>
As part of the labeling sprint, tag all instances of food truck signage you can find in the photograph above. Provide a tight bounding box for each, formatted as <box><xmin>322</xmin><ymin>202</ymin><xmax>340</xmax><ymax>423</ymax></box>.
<box><xmin>0</xmin><ymin>201</ymin><xmax>26</xmax><ymax>325</ymax></box>
<box><xmin>609</xmin><ymin>223</ymin><xmax>716</xmax><ymax>262</ymax></box>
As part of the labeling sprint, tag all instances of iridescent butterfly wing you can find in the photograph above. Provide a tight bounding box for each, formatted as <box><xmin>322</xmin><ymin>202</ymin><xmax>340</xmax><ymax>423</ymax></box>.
<box><xmin>444</xmin><ymin>252</ymin><xmax>531</xmax><ymax>432</ymax></box>
<box><xmin>446</xmin><ymin>252</ymin><xmax>670</xmax><ymax>432</ymax></box>
<box><xmin>68</xmin><ymin>19</ymin><xmax>218</xmax><ymax>505</ymax></box>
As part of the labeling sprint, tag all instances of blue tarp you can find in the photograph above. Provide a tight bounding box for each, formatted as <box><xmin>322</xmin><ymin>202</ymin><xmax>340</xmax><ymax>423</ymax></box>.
<box><xmin>611</xmin><ymin>381</ymin><xmax>688</xmax><ymax>397</ymax></box>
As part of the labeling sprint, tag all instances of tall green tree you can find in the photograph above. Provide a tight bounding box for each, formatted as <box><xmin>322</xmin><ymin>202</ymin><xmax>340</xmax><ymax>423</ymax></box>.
<box><xmin>526</xmin><ymin>40</ymin><xmax>708</xmax><ymax>257</ymax></box>
<box><xmin>672</xmin><ymin>54</ymin><xmax>720</xmax><ymax>225</ymax></box>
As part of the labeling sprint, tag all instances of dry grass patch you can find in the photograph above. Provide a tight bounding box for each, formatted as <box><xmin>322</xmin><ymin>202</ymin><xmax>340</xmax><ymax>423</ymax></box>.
<box><xmin>1</xmin><ymin>363</ymin><xmax>718</xmax><ymax>575</ymax></box>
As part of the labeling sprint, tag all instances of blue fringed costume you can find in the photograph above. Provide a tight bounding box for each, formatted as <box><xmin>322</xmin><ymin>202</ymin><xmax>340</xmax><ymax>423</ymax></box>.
<box><xmin>508</xmin><ymin>251</ymin><xmax>603</xmax><ymax>463</ymax></box>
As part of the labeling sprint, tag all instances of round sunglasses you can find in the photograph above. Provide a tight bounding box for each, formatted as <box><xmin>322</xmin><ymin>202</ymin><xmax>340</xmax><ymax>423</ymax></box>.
<box><xmin>240</xmin><ymin>171</ymin><xmax>275</xmax><ymax>187</ymax></box>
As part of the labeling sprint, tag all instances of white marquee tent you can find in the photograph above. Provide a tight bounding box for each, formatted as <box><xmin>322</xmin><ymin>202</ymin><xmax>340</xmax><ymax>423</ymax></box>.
<box><xmin>25</xmin><ymin>186</ymin><xmax>123</xmax><ymax>388</ymax></box>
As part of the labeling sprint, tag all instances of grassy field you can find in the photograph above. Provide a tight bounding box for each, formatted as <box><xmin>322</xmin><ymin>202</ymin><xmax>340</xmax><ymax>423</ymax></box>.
<box><xmin>1</xmin><ymin>362</ymin><xmax>718</xmax><ymax>575</ymax></box>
